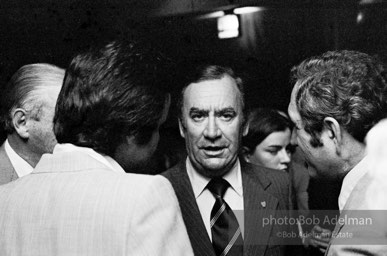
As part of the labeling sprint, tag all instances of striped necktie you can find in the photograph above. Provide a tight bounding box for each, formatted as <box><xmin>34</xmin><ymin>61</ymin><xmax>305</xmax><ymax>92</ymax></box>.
<box><xmin>207</xmin><ymin>178</ymin><xmax>243</xmax><ymax>256</ymax></box>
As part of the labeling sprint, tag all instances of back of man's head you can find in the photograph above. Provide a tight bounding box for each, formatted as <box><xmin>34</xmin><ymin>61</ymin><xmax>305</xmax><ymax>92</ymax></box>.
<box><xmin>291</xmin><ymin>50</ymin><xmax>387</xmax><ymax>146</ymax></box>
<box><xmin>0</xmin><ymin>63</ymin><xmax>65</xmax><ymax>135</ymax></box>
<box><xmin>54</xmin><ymin>40</ymin><xmax>170</xmax><ymax>158</ymax></box>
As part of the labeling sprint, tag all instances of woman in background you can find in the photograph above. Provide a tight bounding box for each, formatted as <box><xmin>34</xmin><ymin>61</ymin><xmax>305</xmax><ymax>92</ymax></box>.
<box><xmin>241</xmin><ymin>108</ymin><xmax>310</xmax><ymax>255</ymax></box>
<box><xmin>242</xmin><ymin>108</ymin><xmax>332</xmax><ymax>255</ymax></box>
<box><xmin>241</xmin><ymin>108</ymin><xmax>293</xmax><ymax>171</ymax></box>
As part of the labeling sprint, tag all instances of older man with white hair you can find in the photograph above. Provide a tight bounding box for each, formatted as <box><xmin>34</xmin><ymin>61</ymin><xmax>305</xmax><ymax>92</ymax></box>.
<box><xmin>0</xmin><ymin>63</ymin><xmax>64</xmax><ymax>185</ymax></box>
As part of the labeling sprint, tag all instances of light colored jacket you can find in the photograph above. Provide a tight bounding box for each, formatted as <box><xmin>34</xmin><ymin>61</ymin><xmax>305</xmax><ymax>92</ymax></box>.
<box><xmin>0</xmin><ymin>148</ymin><xmax>193</xmax><ymax>256</ymax></box>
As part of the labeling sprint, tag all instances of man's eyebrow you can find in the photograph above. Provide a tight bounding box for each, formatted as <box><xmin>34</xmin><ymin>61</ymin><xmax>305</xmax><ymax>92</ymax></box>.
<box><xmin>189</xmin><ymin>107</ymin><xmax>208</xmax><ymax>115</ymax></box>
<box><xmin>215</xmin><ymin>107</ymin><xmax>237</xmax><ymax>115</ymax></box>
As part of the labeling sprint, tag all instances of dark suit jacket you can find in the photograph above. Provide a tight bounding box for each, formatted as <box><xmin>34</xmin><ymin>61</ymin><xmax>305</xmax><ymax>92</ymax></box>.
<box><xmin>162</xmin><ymin>160</ymin><xmax>290</xmax><ymax>256</ymax></box>
<box><xmin>0</xmin><ymin>141</ymin><xmax>18</xmax><ymax>185</ymax></box>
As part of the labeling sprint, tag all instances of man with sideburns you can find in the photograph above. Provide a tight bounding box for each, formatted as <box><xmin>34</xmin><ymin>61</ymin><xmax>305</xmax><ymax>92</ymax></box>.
<box><xmin>288</xmin><ymin>50</ymin><xmax>387</xmax><ymax>256</ymax></box>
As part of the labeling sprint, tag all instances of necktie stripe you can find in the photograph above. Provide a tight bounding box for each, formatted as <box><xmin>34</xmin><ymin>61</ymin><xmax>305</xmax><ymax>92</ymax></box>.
<box><xmin>207</xmin><ymin>178</ymin><xmax>243</xmax><ymax>256</ymax></box>
<box><xmin>210</xmin><ymin>203</ymin><xmax>226</xmax><ymax>228</ymax></box>
<box><xmin>220</xmin><ymin>228</ymin><xmax>241</xmax><ymax>256</ymax></box>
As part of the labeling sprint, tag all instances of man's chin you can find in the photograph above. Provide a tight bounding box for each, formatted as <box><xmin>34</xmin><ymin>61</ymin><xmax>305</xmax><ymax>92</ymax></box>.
<box><xmin>196</xmin><ymin>161</ymin><xmax>232</xmax><ymax>178</ymax></box>
<box><xmin>308</xmin><ymin>164</ymin><xmax>342</xmax><ymax>181</ymax></box>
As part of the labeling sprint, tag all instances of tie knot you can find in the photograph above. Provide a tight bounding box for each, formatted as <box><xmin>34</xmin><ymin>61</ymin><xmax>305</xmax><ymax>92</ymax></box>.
<box><xmin>207</xmin><ymin>178</ymin><xmax>230</xmax><ymax>198</ymax></box>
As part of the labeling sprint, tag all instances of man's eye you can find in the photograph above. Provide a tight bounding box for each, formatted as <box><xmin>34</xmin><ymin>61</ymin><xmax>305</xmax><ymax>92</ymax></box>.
<box><xmin>191</xmin><ymin>114</ymin><xmax>205</xmax><ymax>122</ymax></box>
<box><xmin>220</xmin><ymin>113</ymin><xmax>235</xmax><ymax>121</ymax></box>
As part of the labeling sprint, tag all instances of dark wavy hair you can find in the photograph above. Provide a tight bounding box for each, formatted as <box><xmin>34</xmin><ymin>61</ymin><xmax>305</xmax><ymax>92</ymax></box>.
<box><xmin>177</xmin><ymin>64</ymin><xmax>246</xmax><ymax>123</ymax></box>
<box><xmin>291</xmin><ymin>50</ymin><xmax>387</xmax><ymax>146</ymax></box>
<box><xmin>54</xmin><ymin>40</ymin><xmax>170</xmax><ymax>156</ymax></box>
<box><xmin>242</xmin><ymin>108</ymin><xmax>293</xmax><ymax>153</ymax></box>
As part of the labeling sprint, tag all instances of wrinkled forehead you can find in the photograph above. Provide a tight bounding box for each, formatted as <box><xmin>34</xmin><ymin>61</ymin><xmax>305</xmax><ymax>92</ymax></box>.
<box><xmin>182</xmin><ymin>76</ymin><xmax>242</xmax><ymax>113</ymax></box>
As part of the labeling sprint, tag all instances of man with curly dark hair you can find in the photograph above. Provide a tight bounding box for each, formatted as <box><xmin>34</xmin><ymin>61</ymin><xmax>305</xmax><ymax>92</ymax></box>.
<box><xmin>0</xmin><ymin>40</ymin><xmax>193</xmax><ymax>256</ymax></box>
<box><xmin>288</xmin><ymin>50</ymin><xmax>387</xmax><ymax>256</ymax></box>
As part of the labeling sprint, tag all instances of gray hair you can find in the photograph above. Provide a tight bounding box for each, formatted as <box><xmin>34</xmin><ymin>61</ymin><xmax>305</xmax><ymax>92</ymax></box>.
<box><xmin>0</xmin><ymin>63</ymin><xmax>65</xmax><ymax>134</ymax></box>
<box><xmin>291</xmin><ymin>50</ymin><xmax>387</xmax><ymax>146</ymax></box>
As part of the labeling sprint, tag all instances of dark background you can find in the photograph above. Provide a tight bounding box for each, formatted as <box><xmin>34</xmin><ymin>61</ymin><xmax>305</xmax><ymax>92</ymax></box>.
<box><xmin>0</xmin><ymin>0</ymin><xmax>386</xmax><ymax>171</ymax></box>
<box><xmin>1</xmin><ymin>1</ymin><xmax>386</xmax><ymax>110</ymax></box>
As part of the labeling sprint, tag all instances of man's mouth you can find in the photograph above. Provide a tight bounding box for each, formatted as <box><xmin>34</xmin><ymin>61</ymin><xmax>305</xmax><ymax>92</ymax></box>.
<box><xmin>202</xmin><ymin>146</ymin><xmax>225</xmax><ymax>156</ymax></box>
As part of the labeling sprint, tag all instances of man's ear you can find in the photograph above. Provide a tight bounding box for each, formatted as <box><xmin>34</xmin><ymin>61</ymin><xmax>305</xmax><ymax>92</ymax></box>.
<box><xmin>12</xmin><ymin>108</ymin><xmax>29</xmax><ymax>139</ymax></box>
<box><xmin>241</xmin><ymin>146</ymin><xmax>251</xmax><ymax>163</ymax></box>
<box><xmin>178</xmin><ymin>118</ymin><xmax>185</xmax><ymax>139</ymax></box>
<box><xmin>323</xmin><ymin>117</ymin><xmax>342</xmax><ymax>153</ymax></box>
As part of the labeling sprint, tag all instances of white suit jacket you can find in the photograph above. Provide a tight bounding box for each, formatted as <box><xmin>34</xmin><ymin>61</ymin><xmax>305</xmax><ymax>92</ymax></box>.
<box><xmin>326</xmin><ymin>170</ymin><xmax>387</xmax><ymax>256</ymax></box>
<box><xmin>0</xmin><ymin>147</ymin><xmax>193</xmax><ymax>256</ymax></box>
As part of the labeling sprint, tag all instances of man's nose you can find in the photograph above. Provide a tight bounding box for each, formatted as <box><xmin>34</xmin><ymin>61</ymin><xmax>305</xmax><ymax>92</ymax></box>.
<box><xmin>203</xmin><ymin>116</ymin><xmax>221</xmax><ymax>139</ymax></box>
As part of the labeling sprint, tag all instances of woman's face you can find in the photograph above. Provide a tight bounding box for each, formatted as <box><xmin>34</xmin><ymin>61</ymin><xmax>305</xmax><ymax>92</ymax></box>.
<box><xmin>245</xmin><ymin>128</ymin><xmax>292</xmax><ymax>171</ymax></box>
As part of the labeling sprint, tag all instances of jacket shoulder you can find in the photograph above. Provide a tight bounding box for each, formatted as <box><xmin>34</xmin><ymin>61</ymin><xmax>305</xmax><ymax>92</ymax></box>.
<box><xmin>243</xmin><ymin>162</ymin><xmax>290</xmax><ymax>209</ymax></box>
<box><xmin>161</xmin><ymin>161</ymin><xmax>185</xmax><ymax>181</ymax></box>
<box><xmin>244</xmin><ymin>162</ymin><xmax>289</xmax><ymax>185</ymax></box>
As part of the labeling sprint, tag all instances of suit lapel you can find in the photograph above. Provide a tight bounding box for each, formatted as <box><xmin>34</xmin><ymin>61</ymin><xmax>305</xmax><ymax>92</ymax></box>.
<box><xmin>326</xmin><ymin>172</ymin><xmax>371</xmax><ymax>255</ymax></box>
<box><xmin>165</xmin><ymin>162</ymin><xmax>216</xmax><ymax>256</ymax></box>
<box><xmin>332</xmin><ymin>212</ymin><xmax>346</xmax><ymax>235</ymax></box>
<box><xmin>0</xmin><ymin>142</ymin><xmax>18</xmax><ymax>185</ymax></box>
<box><xmin>242</xmin><ymin>164</ymin><xmax>279</xmax><ymax>256</ymax></box>
<box><xmin>324</xmin><ymin>209</ymin><xmax>346</xmax><ymax>256</ymax></box>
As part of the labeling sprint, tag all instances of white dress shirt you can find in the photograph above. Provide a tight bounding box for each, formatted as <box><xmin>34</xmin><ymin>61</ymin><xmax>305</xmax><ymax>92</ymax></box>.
<box><xmin>4</xmin><ymin>139</ymin><xmax>33</xmax><ymax>178</ymax></box>
<box><xmin>186</xmin><ymin>158</ymin><xmax>244</xmax><ymax>240</ymax></box>
<box><xmin>338</xmin><ymin>156</ymin><xmax>369</xmax><ymax>211</ymax></box>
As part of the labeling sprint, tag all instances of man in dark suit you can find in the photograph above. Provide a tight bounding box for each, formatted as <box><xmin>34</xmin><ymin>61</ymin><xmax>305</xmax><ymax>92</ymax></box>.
<box><xmin>163</xmin><ymin>65</ymin><xmax>290</xmax><ymax>256</ymax></box>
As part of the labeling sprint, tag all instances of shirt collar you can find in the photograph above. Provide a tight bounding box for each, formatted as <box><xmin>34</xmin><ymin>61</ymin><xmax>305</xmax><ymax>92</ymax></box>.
<box><xmin>4</xmin><ymin>139</ymin><xmax>33</xmax><ymax>177</ymax></box>
<box><xmin>53</xmin><ymin>143</ymin><xmax>125</xmax><ymax>173</ymax></box>
<box><xmin>338</xmin><ymin>155</ymin><xmax>369</xmax><ymax>211</ymax></box>
<box><xmin>186</xmin><ymin>157</ymin><xmax>243</xmax><ymax>199</ymax></box>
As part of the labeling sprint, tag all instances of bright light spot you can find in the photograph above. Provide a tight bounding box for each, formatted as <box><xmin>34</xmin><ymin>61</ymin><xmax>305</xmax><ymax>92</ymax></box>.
<box><xmin>357</xmin><ymin>12</ymin><xmax>364</xmax><ymax>23</ymax></box>
<box><xmin>197</xmin><ymin>11</ymin><xmax>225</xmax><ymax>19</ymax></box>
<box><xmin>217</xmin><ymin>14</ymin><xmax>239</xmax><ymax>39</ymax></box>
<box><xmin>233</xmin><ymin>6</ymin><xmax>263</xmax><ymax>14</ymax></box>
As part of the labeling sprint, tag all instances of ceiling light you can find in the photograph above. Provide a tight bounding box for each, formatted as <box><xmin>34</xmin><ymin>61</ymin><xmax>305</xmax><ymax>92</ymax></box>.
<box><xmin>217</xmin><ymin>14</ymin><xmax>239</xmax><ymax>39</ymax></box>
<box><xmin>233</xmin><ymin>6</ymin><xmax>263</xmax><ymax>15</ymax></box>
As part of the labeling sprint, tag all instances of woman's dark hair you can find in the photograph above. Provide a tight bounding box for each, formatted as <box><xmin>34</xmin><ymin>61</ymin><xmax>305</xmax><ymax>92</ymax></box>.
<box><xmin>242</xmin><ymin>108</ymin><xmax>293</xmax><ymax>153</ymax></box>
